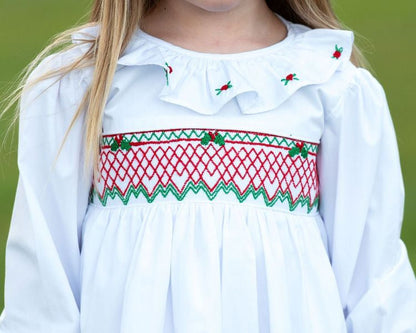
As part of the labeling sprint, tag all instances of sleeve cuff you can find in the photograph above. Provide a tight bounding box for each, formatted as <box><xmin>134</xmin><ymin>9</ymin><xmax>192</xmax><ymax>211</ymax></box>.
<box><xmin>345</xmin><ymin>240</ymin><xmax>416</xmax><ymax>332</ymax></box>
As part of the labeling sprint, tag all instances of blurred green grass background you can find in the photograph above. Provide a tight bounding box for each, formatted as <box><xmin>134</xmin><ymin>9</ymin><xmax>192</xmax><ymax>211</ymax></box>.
<box><xmin>0</xmin><ymin>0</ymin><xmax>415</xmax><ymax>310</ymax></box>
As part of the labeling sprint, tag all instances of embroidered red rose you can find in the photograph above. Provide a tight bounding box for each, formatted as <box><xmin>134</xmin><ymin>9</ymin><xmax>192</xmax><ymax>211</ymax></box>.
<box><xmin>332</xmin><ymin>44</ymin><xmax>343</xmax><ymax>59</ymax></box>
<box><xmin>281</xmin><ymin>73</ymin><xmax>299</xmax><ymax>86</ymax></box>
<box><xmin>215</xmin><ymin>81</ymin><xmax>232</xmax><ymax>95</ymax></box>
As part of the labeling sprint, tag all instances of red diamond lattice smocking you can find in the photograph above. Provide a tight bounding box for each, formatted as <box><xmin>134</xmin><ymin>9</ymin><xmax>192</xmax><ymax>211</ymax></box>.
<box><xmin>90</xmin><ymin>128</ymin><xmax>320</xmax><ymax>213</ymax></box>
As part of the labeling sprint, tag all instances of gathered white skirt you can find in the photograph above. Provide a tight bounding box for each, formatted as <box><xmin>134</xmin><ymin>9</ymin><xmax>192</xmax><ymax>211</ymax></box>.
<box><xmin>79</xmin><ymin>200</ymin><xmax>347</xmax><ymax>333</ymax></box>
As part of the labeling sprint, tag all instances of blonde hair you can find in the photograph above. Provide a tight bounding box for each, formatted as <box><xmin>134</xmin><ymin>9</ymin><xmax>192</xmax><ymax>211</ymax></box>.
<box><xmin>1</xmin><ymin>0</ymin><xmax>369</xmax><ymax>180</ymax></box>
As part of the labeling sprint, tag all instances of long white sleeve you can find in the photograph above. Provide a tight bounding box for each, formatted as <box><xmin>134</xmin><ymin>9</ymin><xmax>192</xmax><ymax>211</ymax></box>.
<box><xmin>317</xmin><ymin>66</ymin><xmax>416</xmax><ymax>332</ymax></box>
<box><xmin>0</xmin><ymin>50</ymin><xmax>92</xmax><ymax>332</ymax></box>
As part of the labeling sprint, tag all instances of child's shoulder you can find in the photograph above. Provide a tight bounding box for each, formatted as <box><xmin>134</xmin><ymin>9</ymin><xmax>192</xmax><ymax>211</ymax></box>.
<box><xmin>318</xmin><ymin>58</ymin><xmax>385</xmax><ymax>118</ymax></box>
<box><xmin>28</xmin><ymin>24</ymin><xmax>98</xmax><ymax>86</ymax></box>
<box><xmin>23</xmin><ymin>28</ymin><xmax>96</xmax><ymax>109</ymax></box>
<box><xmin>327</xmin><ymin>60</ymin><xmax>382</xmax><ymax>98</ymax></box>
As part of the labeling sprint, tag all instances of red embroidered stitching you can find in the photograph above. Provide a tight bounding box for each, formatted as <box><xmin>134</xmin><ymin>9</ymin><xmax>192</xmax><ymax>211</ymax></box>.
<box><xmin>94</xmin><ymin>129</ymin><xmax>319</xmax><ymax>212</ymax></box>
<box><xmin>215</xmin><ymin>81</ymin><xmax>232</xmax><ymax>95</ymax></box>
<box><xmin>332</xmin><ymin>44</ymin><xmax>343</xmax><ymax>59</ymax></box>
<box><xmin>281</xmin><ymin>73</ymin><xmax>299</xmax><ymax>85</ymax></box>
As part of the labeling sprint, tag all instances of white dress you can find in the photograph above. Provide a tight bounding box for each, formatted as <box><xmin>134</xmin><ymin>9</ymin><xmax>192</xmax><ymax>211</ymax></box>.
<box><xmin>1</xmin><ymin>13</ymin><xmax>415</xmax><ymax>333</ymax></box>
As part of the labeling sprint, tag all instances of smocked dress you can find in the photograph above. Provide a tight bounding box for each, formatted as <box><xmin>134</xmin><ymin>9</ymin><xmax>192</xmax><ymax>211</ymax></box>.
<box><xmin>1</xmin><ymin>13</ymin><xmax>415</xmax><ymax>333</ymax></box>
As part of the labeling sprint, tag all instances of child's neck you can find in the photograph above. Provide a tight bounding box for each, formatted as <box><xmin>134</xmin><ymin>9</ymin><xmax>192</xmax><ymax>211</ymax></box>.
<box><xmin>140</xmin><ymin>0</ymin><xmax>287</xmax><ymax>54</ymax></box>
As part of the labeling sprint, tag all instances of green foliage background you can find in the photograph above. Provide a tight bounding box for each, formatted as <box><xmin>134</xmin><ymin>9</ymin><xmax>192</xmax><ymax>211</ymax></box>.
<box><xmin>0</xmin><ymin>0</ymin><xmax>415</xmax><ymax>310</ymax></box>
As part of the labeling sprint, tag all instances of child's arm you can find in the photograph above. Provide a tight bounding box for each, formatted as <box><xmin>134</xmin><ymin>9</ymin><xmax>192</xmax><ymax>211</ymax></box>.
<box><xmin>0</xmin><ymin>51</ymin><xmax>91</xmax><ymax>333</ymax></box>
<box><xmin>317</xmin><ymin>66</ymin><xmax>416</xmax><ymax>331</ymax></box>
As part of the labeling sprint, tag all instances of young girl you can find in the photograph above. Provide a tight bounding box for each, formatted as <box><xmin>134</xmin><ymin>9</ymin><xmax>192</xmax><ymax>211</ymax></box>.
<box><xmin>1</xmin><ymin>0</ymin><xmax>415</xmax><ymax>332</ymax></box>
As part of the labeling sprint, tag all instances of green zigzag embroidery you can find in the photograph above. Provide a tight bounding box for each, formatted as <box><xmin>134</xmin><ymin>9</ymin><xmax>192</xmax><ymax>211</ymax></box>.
<box><xmin>92</xmin><ymin>180</ymin><xmax>320</xmax><ymax>214</ymax></box>
<box><xmin>102</xmin><ymin>129</ymin><xmax>319</xmax><ymax>153</ymax></box>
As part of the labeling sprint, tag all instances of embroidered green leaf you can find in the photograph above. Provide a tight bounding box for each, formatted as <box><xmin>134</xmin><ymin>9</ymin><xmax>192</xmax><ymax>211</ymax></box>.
<box><xmin>201</xmin><ymin>133</ymin><xmax>211</xmax><ymax>145</ymax></box>
<box><xmin>111</xmin><ymin>140</ymin><xmax>119</xmax><ymax>151</ymax></box>
<box><xmin>289</xmin><ymin>146</ymin><xmax>300</xmax><ymax>157</ymax></box>
<box><xmin>301</xmin><ymin>147</ymin><xmax>309</xmax><ymax>158</ymax></box>
<box><xmin>214</xmin><ymin>133</ymin><xmax>225</xmax><ymax>146</ymax></box>
<box><xmin>120</xmin><ymin>139</ymin><xmax>132</xmax><ymax>151</ymax></box>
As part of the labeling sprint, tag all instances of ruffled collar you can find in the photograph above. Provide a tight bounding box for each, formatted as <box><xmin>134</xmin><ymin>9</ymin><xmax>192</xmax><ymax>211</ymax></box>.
<box><xmin>72</xmin><ymin>13</ymin><xmax>354</xmax><ymax>115</ymax></box>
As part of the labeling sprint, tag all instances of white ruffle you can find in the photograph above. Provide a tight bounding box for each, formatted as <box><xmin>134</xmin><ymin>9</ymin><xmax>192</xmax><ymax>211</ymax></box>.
<box><xmin>71</xmin><ymin>14</ymin><xmax>354</xmax><ymax>115</ymax></box>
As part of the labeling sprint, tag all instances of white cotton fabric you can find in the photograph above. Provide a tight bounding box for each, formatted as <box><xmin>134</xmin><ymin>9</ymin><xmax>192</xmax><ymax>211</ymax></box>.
<box><xmin>1</xmin><ymin>12</ymin><xmax>415</xmax><ymax>333</ymax></box>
